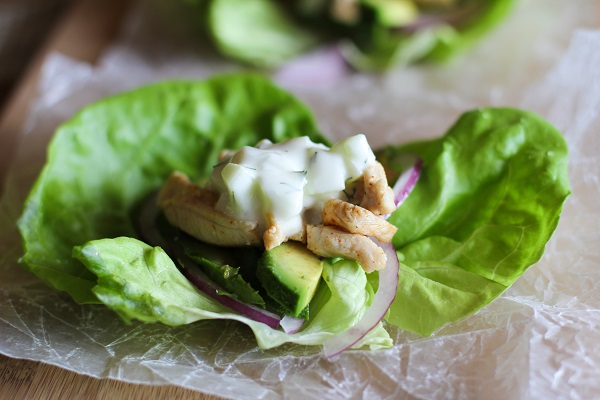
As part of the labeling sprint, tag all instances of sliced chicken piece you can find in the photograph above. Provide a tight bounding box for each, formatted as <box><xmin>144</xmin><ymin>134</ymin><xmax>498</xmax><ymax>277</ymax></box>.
<box><xmin>322</xmin><ymin>199</ymin><xmax>398</xmax><ymax>242</ymax></box>
<box><xmin>158</xmin><ymin>172</ymin><xmax>261</xmax><ymax>247</ymax></box>
<box><xmin>306</xmin><ymin>225</ymin><xmax>387</xmax><ymax>273</ymax></box>
<box><xmin>357</xmin><ymin>161</ymin><xmax>396</xmax><ymax>216</ymax></box>
<box><xmin>263</xmin><ymin>213</ymin><xmax>287</xmax><ymax>250</ymax></box>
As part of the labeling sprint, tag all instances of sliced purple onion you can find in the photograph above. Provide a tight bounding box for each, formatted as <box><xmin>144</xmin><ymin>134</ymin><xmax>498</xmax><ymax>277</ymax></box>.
<box><xmin>274</xmin><ymin>46</ymin><xmax>349</xmax><ymax>88</ymax></box>
<box><xmin>322</xmin><ymin>238</ymin><xmax>400</xmax><ymax>359</ymax></box>
<box><xmin>392</xmin><ymin>155</ymin><xmax>422</xmax><ymax>207</ymax></box>
<box><xmin>280</xmin><ymin>315</ymin><xmax>305</xmax><ymax>334</ymax></box>
<box><xmin>178</xmin><ymin>254</ymin><xmax>282</xmax><ymax>330</ymax></box>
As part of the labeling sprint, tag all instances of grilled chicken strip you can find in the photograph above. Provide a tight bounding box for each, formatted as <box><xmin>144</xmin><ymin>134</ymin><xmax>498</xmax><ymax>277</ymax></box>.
<box><xmin>322</xmin><ymin>199</ymin><xmax>398</xmax><ymax>242</ymax></box>
<box><xmin>306</xmin><ymin>225</ymin><xmax>387</xmax><ymax>273</ymax></box>
<box><xmin>159</xmin><ymin>155</ymin><xmax>396</xmax><ymax>271</ymax></box>
<box><xmin>263</xmin><ymin>213</ymin><xmax>287</xmax><ymax>250</ymax></box>
<box><xmin>158</xmin><ymin>172</ymin><xmax>261</xmax><ymax>247</ymax></box>
<box><xmin>356</xmin><ymin>161</ymin><xmax>396</xmax><ymax>216</ymax></box>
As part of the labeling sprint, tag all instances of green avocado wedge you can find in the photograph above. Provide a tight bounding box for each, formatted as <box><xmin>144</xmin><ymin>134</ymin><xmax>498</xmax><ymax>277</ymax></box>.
<box><xmin>257</xmin><ymin>241</ymin><xmax>324</xmax><ymax>318</ymax></box>
<box><xmin>18</xmin><ymin>75</ymin><xmax>569</xmax><ymax>347</ymax></box>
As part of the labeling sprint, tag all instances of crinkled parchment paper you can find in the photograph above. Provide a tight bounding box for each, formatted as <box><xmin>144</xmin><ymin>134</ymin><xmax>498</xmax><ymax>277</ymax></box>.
<box><xmin>1</xmin><ymin>0</ymin><xmax>599</xmax><ymax>398</ymax></box>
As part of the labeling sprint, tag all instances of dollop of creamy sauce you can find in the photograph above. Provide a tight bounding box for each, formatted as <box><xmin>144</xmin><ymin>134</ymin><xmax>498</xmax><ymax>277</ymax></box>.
<box><xmin>207</xmin><ymin>134</ymin><xmax>376</xmax><ymax>237</ymax></box>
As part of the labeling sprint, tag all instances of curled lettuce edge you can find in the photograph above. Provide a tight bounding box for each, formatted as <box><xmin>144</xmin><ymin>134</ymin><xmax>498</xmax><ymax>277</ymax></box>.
<box><xmin>17</xmin><ymin>75</ymin><xmax>570</xmax><ymax>351</ymax></box>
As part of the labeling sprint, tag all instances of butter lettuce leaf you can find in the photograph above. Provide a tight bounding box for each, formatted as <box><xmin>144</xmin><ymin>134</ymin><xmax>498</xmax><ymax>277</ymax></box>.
<box><xmin>378</xmin><ymin>108</ymin><xmax>570</xmax><ymax>335</ymax></box>
<box><xmin>18</xmin><ymin>74</ymin><xmax>325</xmax><ymax>304</ymax></box>
<box><xmin>73</xmin><ymin>237</ymin><xmax>229</xmax><ymax>325</ymax></box>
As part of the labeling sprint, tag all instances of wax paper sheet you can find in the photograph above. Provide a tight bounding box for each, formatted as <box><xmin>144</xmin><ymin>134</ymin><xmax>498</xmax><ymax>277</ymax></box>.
<box><xmin>1</xmin><ymin>0</ymin><xmax>600</xmax><ymax>398</ymax></box>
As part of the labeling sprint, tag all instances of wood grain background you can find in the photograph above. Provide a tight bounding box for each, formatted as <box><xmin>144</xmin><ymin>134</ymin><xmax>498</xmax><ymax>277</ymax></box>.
<box><xmin>0</xmin><ymin>355</ymin><xmax>223</xmax><ymax>400</ymax></box>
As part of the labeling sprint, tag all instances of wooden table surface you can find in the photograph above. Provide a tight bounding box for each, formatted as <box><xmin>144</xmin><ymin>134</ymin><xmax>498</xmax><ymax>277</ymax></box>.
<box><xmin>0</xmin><ymin>1</ymin><xmax>223</xmax><ymax>398</ymax></box>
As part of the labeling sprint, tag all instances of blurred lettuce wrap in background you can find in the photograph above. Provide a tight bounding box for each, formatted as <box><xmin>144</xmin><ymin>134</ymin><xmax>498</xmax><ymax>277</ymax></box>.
<box><xmin>184</xmin><ymin>0</ymin><xmax>516</xmax><ymax>70</ymax></box>
<box><xmin>17</xmin><ymin>74</ymin><xmax>569</xmax><ymax>351</ymax></box>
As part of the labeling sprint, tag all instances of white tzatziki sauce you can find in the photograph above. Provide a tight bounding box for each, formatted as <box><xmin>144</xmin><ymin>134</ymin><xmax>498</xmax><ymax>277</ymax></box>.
<box><xmin>207</xmin><ymin>134</ymin><xmax>376</xmax><ymax>237</ymax></box>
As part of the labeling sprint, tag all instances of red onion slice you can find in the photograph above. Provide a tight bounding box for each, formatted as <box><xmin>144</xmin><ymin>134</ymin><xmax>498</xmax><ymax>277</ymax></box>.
<box><xmin>322</xmin><ymin>238</ymin><xmax>400</xmax><ymax>359</ymax></box>
<box><xmin>280</xmin><ymin>315</ymin><xmax>305</xmax><ymax>334</ymax></box>
<box><xmin>392</xmin><ymin>155</ymin><xmax>422</xmax><ymax>207</ymax></box>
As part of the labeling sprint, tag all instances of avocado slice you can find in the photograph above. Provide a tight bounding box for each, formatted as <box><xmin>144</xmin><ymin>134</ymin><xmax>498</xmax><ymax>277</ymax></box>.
<box><xmin>257</xmin><ymin>242</ymin><xmax>323</xmax><ymax>318</ymax></box>
<box><xmin>176</xmin><ymin>232</ymin><xmax>265</xmax><ymax>307</ymax></box>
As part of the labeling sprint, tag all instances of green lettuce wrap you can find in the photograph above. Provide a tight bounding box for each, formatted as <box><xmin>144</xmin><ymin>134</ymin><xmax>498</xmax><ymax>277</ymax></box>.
<box><xmin>185</xmin><ymin>0</ymin><xmax>516</xmax><ymax>70</ymax></box>
<box><xmin>18</xmin><ymin>74</ymin><xmax>569</xmax><ymax>351</ymax></box>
